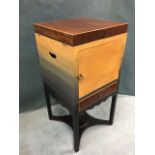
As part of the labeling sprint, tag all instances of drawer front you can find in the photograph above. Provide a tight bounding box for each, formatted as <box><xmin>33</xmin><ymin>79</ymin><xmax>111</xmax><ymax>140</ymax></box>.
<box><xmin>79</xmin><ymin>81</ymin><xmax>118</xmax><ymax>112</ymax></box>
<box><xmin>34</xmin><ymin>33</ymin><xmax>78</xmax><ymax>105</ymax></box>
<box><xmin>78</xmin><ymin>33</ymin><xmax>127</xmax><ymax>98</ymax></box>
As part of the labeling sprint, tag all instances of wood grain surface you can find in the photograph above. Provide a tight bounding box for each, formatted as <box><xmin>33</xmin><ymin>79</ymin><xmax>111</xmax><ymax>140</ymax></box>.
<box><xmin>77</xmin><ymin>33</ymin><xmax>127</xmax><ymax>98</ymax></box>
<box><xmin>34</xmin><ymin>18</ymin><xmax>128</xmax><ymax>110</ymax></box>
<box><xmin>34</xmin><ymin>17</ymin><xmax>128</xmax><ymax>46</ymax></box>
<box><xmin>34</xmin><ymin>33</ymin><xmax>78</xmax><ymax>106</ymax></box>
<box><xmin>79</xmin><ymin>80</ymin><xmax>118</xmax><ymax>111</ymax></box>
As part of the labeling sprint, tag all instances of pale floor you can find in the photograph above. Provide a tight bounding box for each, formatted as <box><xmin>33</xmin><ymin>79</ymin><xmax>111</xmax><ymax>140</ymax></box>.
<box><xmin>20</xmin><ymin>95</ymin><xmax>134</xmax><ymax>155</ymax></box>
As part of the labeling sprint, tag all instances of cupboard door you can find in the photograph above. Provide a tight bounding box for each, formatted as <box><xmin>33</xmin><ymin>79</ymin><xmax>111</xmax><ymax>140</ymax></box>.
<box><xmin>78</xmin><ymin>33</ymin><xmax>127</xmax><ymax>98</ymax></box>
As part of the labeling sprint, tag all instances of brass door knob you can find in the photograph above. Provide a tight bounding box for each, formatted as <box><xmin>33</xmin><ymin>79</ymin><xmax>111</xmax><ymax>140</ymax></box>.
<box><xmin>77</xmin><ymin>74</ymin><xmax>84</xmax><ymax>80</ymax></box>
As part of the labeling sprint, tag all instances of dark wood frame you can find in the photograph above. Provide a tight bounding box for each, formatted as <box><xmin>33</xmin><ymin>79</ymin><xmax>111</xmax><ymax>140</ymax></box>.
<box><xmin>43</xmin><ymin>81</ymin><xmax>118</xmax><ymax>152</ymax></box>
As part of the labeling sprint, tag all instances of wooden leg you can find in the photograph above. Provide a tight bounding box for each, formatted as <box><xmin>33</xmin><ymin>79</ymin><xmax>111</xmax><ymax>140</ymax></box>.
<box><xmin>109</xmin><ymin>94</ymin><xmax>118</xmax><ymax>125</ymax></box>
<box><xmin>73</xmin><ymin>114</ymin><xmax>79</xmax><ymax>152</ymax></box>
<box><xmin>43</xmin><ymin>83</ymin><xmax>52</xmax><ymax>120</ymax></box>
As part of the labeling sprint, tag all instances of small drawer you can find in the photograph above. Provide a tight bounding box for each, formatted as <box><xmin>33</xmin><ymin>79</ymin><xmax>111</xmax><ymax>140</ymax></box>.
<box><xmin>79</xmin><ymin>81</ymin><xmax>118</xmax><ymax>112</ymax></box>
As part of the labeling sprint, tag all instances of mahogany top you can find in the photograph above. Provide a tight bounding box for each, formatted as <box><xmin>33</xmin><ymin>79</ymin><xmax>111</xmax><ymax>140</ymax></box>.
<box><xmin>34</xmin><ymin>17</ymin><xmax>128</xmax><ymax>46</ymax></box>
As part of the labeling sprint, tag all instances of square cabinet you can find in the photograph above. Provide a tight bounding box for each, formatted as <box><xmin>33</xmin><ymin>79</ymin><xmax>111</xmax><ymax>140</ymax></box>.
<box><xmin>34</xmin><ymin>17</ymin><xmax>128</xmax><ymax>112</ymax></box>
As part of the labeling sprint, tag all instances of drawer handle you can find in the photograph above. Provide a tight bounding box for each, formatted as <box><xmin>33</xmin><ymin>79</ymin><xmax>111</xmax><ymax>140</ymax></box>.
<box><xmin>77</xmin><ymin>74</ymin><xmax>84</xmax><ymax>80</ymax></box>
<box><xmin>49</xmin><ymin>52</ymin><xmax>56</xmax><ymax>59</ymax></box>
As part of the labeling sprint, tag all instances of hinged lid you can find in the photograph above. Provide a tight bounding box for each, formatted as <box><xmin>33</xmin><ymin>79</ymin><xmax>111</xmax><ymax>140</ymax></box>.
<box><xmin>34</xmin><ymin>17</ymin><xmax>128</xmax><ymax>46</ymax></box>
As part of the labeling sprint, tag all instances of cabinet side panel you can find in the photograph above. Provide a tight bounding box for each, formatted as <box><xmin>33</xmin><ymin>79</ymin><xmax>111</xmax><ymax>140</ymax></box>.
<box><xmin>34</xmin><ymin>33</ymin><xmax>78</xmax><ymax>107</ymax></box>
<box><xmin>77</xmin><ymin>33</ymin><xmax>127</xmax><ymax>98</ymax></box>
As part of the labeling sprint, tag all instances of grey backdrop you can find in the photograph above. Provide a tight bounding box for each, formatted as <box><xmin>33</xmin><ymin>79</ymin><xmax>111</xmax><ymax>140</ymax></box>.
<box><xmin>19</xmin><ymin>0</ymin><xmax>135</xmax><ymax>113</ymax></box>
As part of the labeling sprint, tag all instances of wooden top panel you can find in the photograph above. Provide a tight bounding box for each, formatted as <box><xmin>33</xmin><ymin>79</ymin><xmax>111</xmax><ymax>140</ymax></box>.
<box><xmin>34</xmin><ymin>17</ymin><xmax>128</xmax><ymax>46</ymax></box>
